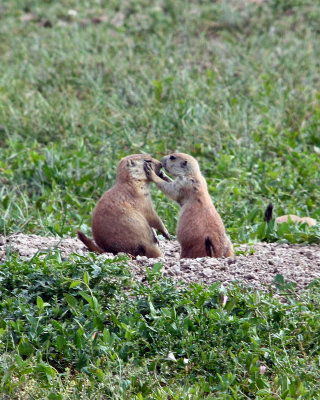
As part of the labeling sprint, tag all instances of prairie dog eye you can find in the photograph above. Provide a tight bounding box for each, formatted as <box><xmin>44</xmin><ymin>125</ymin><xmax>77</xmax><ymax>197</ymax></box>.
<box><xmin>169</xmin><ymin>155</ymin><xmax>176</xmax><ymax>160</ymax></box>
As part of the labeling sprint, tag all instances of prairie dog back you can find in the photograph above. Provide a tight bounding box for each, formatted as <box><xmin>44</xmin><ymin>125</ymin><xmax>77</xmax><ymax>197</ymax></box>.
<box><xmin>78</xmin><ymin>154</ymin><xmax>170</xmax><ymax>258</ymax></box>
<box><xmin>265</xmin><ymin>203</ymin><xmax>317</xmax><ymax>227</ymax></box>
<box><xmin>145</xmin><ymin>152</ymin><xmax>234</xmax><ymax>258</ymax></box>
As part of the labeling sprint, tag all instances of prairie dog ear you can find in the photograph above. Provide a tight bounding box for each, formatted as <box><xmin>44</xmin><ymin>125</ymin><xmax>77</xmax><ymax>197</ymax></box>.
<box><xmin>181</xmin><ymin>160</ymin><xmax>188</xmax><ymax>167</ymax></box>
<box><xmin>127</xmin><ymin>159</ymin><xmax>136</xmax><ymax>167</ymax></box>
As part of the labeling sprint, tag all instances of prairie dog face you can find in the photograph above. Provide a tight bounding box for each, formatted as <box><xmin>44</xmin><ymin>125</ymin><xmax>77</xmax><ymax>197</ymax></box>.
<box><xmin>116</xmin><ymin>154</ymin><xmax>168</xmax><ymax>183</ymax></box>
<box><xmin>161</xmin><ymin>153</ymin><xmax>200</xmax><ymax>177</ymax></box>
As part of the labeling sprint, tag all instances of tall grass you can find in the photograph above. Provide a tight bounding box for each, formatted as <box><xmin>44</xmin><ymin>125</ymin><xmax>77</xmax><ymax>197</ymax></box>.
<box><xmin>1</xmin><ymin>0</ymin><xmax>319</xmax><ymax>240</ymax></box>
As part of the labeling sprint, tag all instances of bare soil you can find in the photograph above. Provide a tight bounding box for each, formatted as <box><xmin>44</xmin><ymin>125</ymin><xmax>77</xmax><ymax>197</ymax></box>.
<box><xmin>1</xmin><ymin>233</ymin><xmax>319</xmax><ymax>292</ymax></box>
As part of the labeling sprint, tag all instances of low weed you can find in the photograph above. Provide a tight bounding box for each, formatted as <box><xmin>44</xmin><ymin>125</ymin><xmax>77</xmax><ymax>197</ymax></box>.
<box><xmin>240</xmin><ymin>217</ymin><xmax>320</xmax><ymax>244</ymax></box>
<box><xmin>0</xmin><ymin>254</ymin><xmax>320</xmax><ymax>398</ymax></box>
<box><xmin>1</xmin><ymin>0</ymin><xmax>320</xmax><ymax>398</ymax></box>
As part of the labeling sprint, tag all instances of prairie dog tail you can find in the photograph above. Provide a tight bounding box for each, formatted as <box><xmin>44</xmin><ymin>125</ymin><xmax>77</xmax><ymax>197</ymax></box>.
<box><xmin>77</xmin><ymin>230</ymin><xmax>104</xmax><ymax>254</ymax></box>
<box><xmin>205</xmin><ymin>237</ymin><xmax>216</xmax><ymax>257</ymax></box>
<box><xmin>264</xmin><ymin>203</ymin><xmax>274</xmax><ymax>223</ymax></box>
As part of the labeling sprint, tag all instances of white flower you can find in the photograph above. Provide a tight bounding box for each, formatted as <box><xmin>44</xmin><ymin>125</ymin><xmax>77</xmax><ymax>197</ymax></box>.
<box><xmin>68</xmin><ymin>10</ymin><xmax>77</xmax><ymax>17</ymax></box>
<box><xmin>222</xmin><ymin>295</ymin><xmax>228</xmax><ymax>306</ymax></box>
<box><xmin>166</xmin><ymin>352</ymin><xmax>176</xmax><ymax>362</ymax></box>
<box><xmin>183</xmin><ymin>358</ymin><xmax>189</xmax><ymax>364</ymax></box>
<box><xmin>259</xmin><ymin>365</ymin><xmax>267</xmax><ymax>374</ymax></box>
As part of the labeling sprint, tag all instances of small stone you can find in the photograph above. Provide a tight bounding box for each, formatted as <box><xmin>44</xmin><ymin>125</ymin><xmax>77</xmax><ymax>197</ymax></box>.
<box><xmin>171</xmin><ymin>266</ymin><xmax>181</xmax><ymax>274</ymax></box>
<box><xmin>136</xmin><ymin>255</ymin><xmax>147</xmax><ymax>261</ymax></box>
<box><xmin>202</xmin><ymin>268</ymin><xmax>213</xmax><ymax>278</ymax></box>
<box><xmin>244</xmin><ymin>274</ymin><xmax>257</xmax><ymax>280</ymax></box>
<box><xmin>305</xmin><ymin>251</ymin><xmax>313</xmax><ymax>259</ymax></box>
<box><xmin>227</xmin><ymin>258</ymin><xmax>236</xmax><ymax>265</ymax></box>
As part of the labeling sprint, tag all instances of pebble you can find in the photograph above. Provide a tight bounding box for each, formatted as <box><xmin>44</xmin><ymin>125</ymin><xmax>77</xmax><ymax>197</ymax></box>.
<box><xmin>171</xmin><ymin>266</ymin><xmax>181</xmax><ymax>274</ymax></box>
<box><xmin>244</xmin><ymin>274</ymin><xmax>258</xmax><ymax>280</ymax></box>
<box><xmin>1</xmin><ymin>234</ymin><xmax>319</xmax><ymax>292</ymax></box>
<box><xmin>202</xmin><ymin>268</ymin><xmax>213</xmax><ymax>278</ymax></box>
<box><xmin>305</xmin><ymin>251</ymin><xmax>314</xmax><ymax>259</ymax></box>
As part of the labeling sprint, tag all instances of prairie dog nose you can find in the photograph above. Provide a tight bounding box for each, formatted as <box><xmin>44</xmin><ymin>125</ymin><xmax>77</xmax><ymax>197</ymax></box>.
<box><xmin>161</xmin><ymin>157</ymin><xmax>167</xmax><ymax>169</ymax></box>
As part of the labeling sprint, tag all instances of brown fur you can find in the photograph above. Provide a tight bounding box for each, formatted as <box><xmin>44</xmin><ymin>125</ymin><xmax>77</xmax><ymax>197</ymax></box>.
<box><xmin>145</xmin><ymin>152</ymin><xmax>234</xmax><ymax>259</ymax></box>
<box><xmin>275</xmin><ymin>215</ymin><xmax>316</xmax><ymax>226</ymax></box>
<box><xmin>77</xmin><ymin>154</ymin><xmax>170</xmax><ymax>258</ymax></box>
<box><xmin>265</xmin><ymin>203</ymin><xmax>317</xmax><ymax>226</ymax></box>
<box><xmin>77</xmin><ymin>230</ymin><xmax>104</xmax><ymax>254</ymax></box>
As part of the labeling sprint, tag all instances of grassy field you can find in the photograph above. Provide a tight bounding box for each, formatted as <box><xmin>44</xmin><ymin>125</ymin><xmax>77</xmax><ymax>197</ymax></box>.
<box><xmin>1</xmin><ymin>0</ymin><xmax>320</xmax><ymax>398</ymax></box>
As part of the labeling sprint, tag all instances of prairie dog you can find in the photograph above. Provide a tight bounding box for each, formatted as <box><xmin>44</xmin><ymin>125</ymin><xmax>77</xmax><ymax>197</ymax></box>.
<box><xmin>145</xmin><ymin>152</ymin><xmax>234</xmax><ymax>258</ymax></box>
<box><xmin>77</xmin><ymin>154</ymin><xmax>171</xmax><ymax>258</ymax></box>
<box><xmin>264</xmin><ymin>204</ymin><xmax>317</xmax><ymax>226</ymax></box>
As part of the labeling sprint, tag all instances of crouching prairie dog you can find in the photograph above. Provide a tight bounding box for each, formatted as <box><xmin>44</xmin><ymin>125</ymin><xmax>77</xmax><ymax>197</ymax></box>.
<box><xmin>264</xmin><ymin>203</ymin><xmax>317</xmax><ymax>226</ymax></box>
<box><xmin>144</xmin><ymin>152</ymin><xmax>234</xmax><ymax>258</ymax></box>
<box><xmin>77</xmin><ymin>154</ymin><xmax>171</xmax><ymax>258</ymax></box>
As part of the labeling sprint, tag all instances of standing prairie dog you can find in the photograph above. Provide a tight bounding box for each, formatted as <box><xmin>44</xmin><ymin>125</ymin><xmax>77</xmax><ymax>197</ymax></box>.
<box><xmin>145</xmin><ymin>152</ymin><xmax>234</xmax><ymax>258</ymax></box>
<box><xmin>264</xmin><ymin>204</ymin><xmax>317</xmax><ymax>226</ymax></box>
<box><xmin>77</xmin><ymin>154</ymin><xmax>171</xmax><ymax>258</ymax></box>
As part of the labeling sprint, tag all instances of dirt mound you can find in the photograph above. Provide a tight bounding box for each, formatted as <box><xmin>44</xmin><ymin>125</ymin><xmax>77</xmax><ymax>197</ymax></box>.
<box><xmin>1</xmin><ymin>233</ymin><xmax>319</xmax><ymax>292</ymax></box>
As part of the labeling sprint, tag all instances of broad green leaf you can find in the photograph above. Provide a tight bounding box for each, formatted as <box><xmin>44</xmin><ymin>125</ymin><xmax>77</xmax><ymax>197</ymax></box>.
<box><xmin>18</xmin><ymin>340</ymin><xmax>35</xmax><ymax>356</ymax></box>
<box><xmin>83</xmin><ymin>271</ymin><xmax>90</xmax><ymax>285</ymax></box>
<box><xmin>69</xmin><ymin>280</ymin><xmax>81</xmax><ymax>289</ymax></box>
<box><xmin>64</xmin><ymin>293</ymin><xmax>78</xmax><ymax>309</ymax></box>
<box><xmin>36</xmin><ymin>296</ymin><xmax>44</xmax><ymax>309</ymax></box>
<box><xmin>152</xmin><ymin>263</ymin><xmax>163</xmax><ymax>274</ymax></box>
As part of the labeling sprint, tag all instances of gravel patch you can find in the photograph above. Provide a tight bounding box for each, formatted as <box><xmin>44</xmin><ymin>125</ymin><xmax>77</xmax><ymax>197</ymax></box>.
<box><xmin>1</xmin><ymin>233</ymin><xmax>319</xmax><ymax>292</ymax></box>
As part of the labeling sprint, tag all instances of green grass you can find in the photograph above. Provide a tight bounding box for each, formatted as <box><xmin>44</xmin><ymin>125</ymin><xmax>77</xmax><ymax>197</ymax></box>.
<box><xmin>1</xmin><ymin>0</ymin><xmax>320</xmax><ymax>398</ymax></box>
<box><xmin>1</xmin><ymin>253</ymin><xmax>320</xmax><ymax>399</ymax></box>
<box><xmin>1</xmin><ymin>0</ymin><xmax>319</xmax><ymax>241</ymax></box>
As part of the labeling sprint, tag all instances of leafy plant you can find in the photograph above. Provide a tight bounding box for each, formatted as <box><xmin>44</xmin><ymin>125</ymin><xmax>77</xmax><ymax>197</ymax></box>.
<box><xmin>1</xmin><ymin>253</ymin><xmax>320</xmax><ymax>398</ymax></box>
<box><xmin>0</xmin><ymin>0</ymin><xmax>320</xmax><ymax>398</ymax></box>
